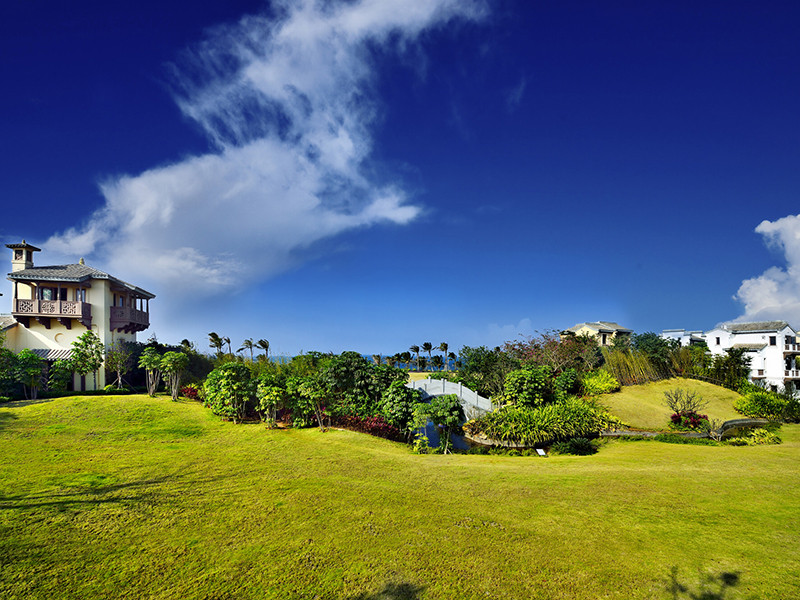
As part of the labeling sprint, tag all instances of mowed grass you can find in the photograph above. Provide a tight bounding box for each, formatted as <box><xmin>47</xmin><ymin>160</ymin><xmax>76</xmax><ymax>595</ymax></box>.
<box><xmin>1</xmin><ymin>395</ymin><xmax>799</xmax><ymax>599</ymax></box>
<box><xmin>600</xmin><ymin>378</ymin><xmax>744</xmax><ymax>430</ymax></box>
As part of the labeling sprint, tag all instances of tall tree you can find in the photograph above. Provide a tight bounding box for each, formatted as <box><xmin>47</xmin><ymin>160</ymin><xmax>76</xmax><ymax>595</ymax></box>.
<box><xmin>422</xmin><ymin>342</ymin><xmax>433</xmax><ymax>363</ymax></box>
<box><xmin>222</xmin><ymin>336</ymin><xmax>232</xmax><ymax>356</ymax></box>
<box><xmin>256</xmin><ymin>339</ymin><xmax>270</xmax><ymax>359</ymax></box>
<box><xmin>15</xmin><ymin>349</ymin><xmax>43</xmax><ymax>400</ymax></box>
<box><xmin>409</xmin><ymin>345</ymin><xmax>420</xmax><ymax>371</ymax></box>
<box><xmin>161</xmin><ymin>351</ymin><xmax>190</xmax><ymax>401</ymax></box>
<box><xmin>138</xmin><ymin>347</ymin><xmax>162</xmax><ymax>397</ymax></box>
<box><xmin>438</xmin><ymin>342</ymin><xmax>449</xmax><ymax>370</ymax></box>
<box><xmin>71</xmin><ymin>331</ymin><xmax>104</xmax><ymax>390</ymax></box>
<box><xmin>239</xmin><ymin>338</ymin><xmax>255</xmax><ymax>362</ymax></box>
<box><xmin>208</xmin><ymin>332</ymin><xmax>224</xmax><ymax>357</ymax></box>
<box><xmin>105</xmin><ymin>340</ymin><xmax>133</xmax><ymax>388</ymax></box>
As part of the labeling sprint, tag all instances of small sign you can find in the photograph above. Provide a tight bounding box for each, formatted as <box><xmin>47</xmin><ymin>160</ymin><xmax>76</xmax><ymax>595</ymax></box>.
<box><xmin>536</xmin><ymin>448</ymin><xmax>547</xmax><ymax>457</ymax></box>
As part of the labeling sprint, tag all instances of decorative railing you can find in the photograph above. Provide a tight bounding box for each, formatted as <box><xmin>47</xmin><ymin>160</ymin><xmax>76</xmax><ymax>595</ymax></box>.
<box><xmin>785</xmin><ymin>370</ymin><xmax>800</xmax><ymax>378</ymax></box>
<box><xmin>785</xmin><ymin>344</ymin><xmax>800</xmax><ymax>353</ymax></box>
<box><xmin>13</xmin><ymin>298</ymin><xmax>90</xmax><ymax>319</ymax></box>
<box><xmin>110</xmin><ymin>306</ymin><xmax>149</xmax><ymax>328</ymax></box>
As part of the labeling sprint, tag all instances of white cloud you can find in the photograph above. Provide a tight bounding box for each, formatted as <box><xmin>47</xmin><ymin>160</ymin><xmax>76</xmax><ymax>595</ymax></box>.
<box><xmin>734</xmin><ymin>214</ymin><xmax>800</xmax><ymax>324</ymax></box>
<box><xmin>505</xmin><ymin>75</ymin><xmax>527</xmax><ymax>112</ymax></box>
<box><xmin>47</xmin><ymin>0</ymin><xmax>486</xmax><ymax>295</ymax></box>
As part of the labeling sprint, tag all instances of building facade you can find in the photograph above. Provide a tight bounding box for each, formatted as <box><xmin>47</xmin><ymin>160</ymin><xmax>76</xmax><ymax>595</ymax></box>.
<box><xmin>662</xmin><ymin>321</ymin><xmax>799</xmax><ymax>391</ymax></box>
<box><xmin>3</xmin><ymin>240</ymin><xmax>155</xmax><ymax>390</ymax></box>
<box><xmin>562</xmin><ymin>321</ymin><xmax>632</xmax><ymax>347</ymax></box>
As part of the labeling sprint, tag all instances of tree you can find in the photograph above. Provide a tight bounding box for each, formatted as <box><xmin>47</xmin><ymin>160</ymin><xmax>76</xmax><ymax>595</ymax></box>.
<box><xmin>15</xmin><ymin>349</ymin><xmax>43</xmax><ymax>400</ymax></box>
<box><xmin>632</xmin><ymin>332</ymin><xmax>678</xmax><ymax>375</ymax></box>
<box><xmin>161</xmin><ymin>351</ymin><xmax>190</xmax><ymax>401</ymax></box>
<box><xmin>505</xmin><ymin>331</ymin><xmax>600</xmax><ymax>374</ymax></box>
<box><xmin>203</xmin><ymin>362</ymin><xmax>255</xmax><ymax>423</ymax></box>
<box><xmin>138</xmin><ymin>347</ymin><xmax>162</xmax><ymax>397</ymax></box>
<box><xmin>425</xmin><ymin>394</ymin><xmax>463</xmax><ymax>454</ymax></box>
<box><xmin>71</xmin><ymin>331</ymin><xmax>104</xmax><ymax>390</ymax></box>
<box><xmin>0</xmin><ymin>347</ymin><xmax>17</xmax><ymax>397</ymax></box>
<box><xmin>222</xmin><ymin>336</ymin><xmax>232</xmax><ymax>356</ymax></box>
<box><xmin>372</xmin><ymin>354</ymin><xmax>382</xmax><ymax>366</ymax></box>
<box><xmin>409</xmin><ymin>345</ymin><xmax>420</xmax><ymax>371</ymax></box>
<box><xmin>438</xmin><ymin>342</ymin><xmax>449</xmax><ymax>370</ymax></box>
<box><xmin>422</xmin><ymin>342</ymin><xmax>433</xmax><ymax>364</ymax></box>
<box><xmin>256</xmin><ymin>339</ymin><xmax>270</xmax><ymax>359</ymax></box>
<box><xmin>48</xmin><ymin>358</ymin><xmax>74</xmax><ymax>393</ymax></box>
<box><xmin>238</xmin><ymin>338</ymin><xmax>255</xmax><ymax>362</ymax></box>
<box><xmin>105</xmin><ymin>340</ymin><xmax>133</xmax><ymax>389</ymax></box>
<box><xmin>208</xmin><ymin>332</ymin><xmax>224</xmax><ymax>357</ymax></box>
<box><xmin>430</xmin><ymin>355</ymin><xmax>444</xmax><ymax>371</ymax></box>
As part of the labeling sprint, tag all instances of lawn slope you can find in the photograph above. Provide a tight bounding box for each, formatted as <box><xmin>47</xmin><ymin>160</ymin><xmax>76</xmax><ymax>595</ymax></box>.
<box><xmin>599</xmin><ymin>377</ymin><xmax>743</xmax><ymax>430</ymax></box>
<box><xmin>1</xmin><ymin>395</ymin><xmax>799</xmax><ymax>599</ymax></box>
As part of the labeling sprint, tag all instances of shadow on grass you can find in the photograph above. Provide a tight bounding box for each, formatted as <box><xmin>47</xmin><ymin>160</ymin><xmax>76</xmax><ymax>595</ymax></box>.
<box><xmin>4</xmin><ymin>396</ymin><xmax>59</xmax><ymax>408</ymax></box>
<box><xmin>347</xmin><ymin>582</ymin><xmax>425</xmax><ymax>600</ymax></box>
<box><xmin>0</xmin><ymin>410</ymin><xmax>18</xmax><ymax>431</ymax></box>
<box><xmin>0</xmin><ymin>473</ymin><xmax>227</xmax><ymax>511</ymax></box>
<box><xmin>667</xmin><ymin>566</ymin><xmax>741</xmax><ymax>599</ymax></box>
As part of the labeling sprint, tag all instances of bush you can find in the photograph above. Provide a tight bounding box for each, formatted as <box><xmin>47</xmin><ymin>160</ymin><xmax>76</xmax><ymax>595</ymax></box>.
<box><xmin>378</xmin><ymin>381</ymin><xmax>423</xmax><ymax>436</ymax></box>
<box><xmin>581</xmin><ymin>370</ymin><xmax>620</xmax><ymax>396</ymax></box>
<box><xmin>726</xmin><ymin>428</ymin><xmax>781</xmax><ymax>446</ymax></box>
<box><xmin>203</xmin><ymin>362</ymin><xmax>256</xmax><ymax>422</ymax></box>
<box><xmin>335</xmin><ymin>414</ymin><xmax>403</xmax><ymax>441</ymax></box>
<box><xmin>180</xmin><ymin>384</ymin><xmax>201</xmax><ymax>400</ymax></box>
<box><xmin>463</xmin><ymin>397</ymin><xmax>623</xmax><ymax>446</ymax></box>
<box><xmin>669</xmin><ymin>410</ymin><xmax>710</xmax><ymax>432</ymax></box>
<box><xmin>502</xmin><ymin>366</ymin><xmax>553</xmax><ymax>407</ymax></box>
<box><xmin>550</xmin><ymin>437</ymin><xmax>599</xmax><ymax>455</ymax></box>
<box><xmin>653</xmin><ymin>433</ymin><xmax>719</xmax><ymax>446</ymax></box>
<box><xmin>0</xmin><ymin>396</ymin><xmax>12</xmax><ymax>403</ymax></box>
<box><xmin>734</xmin><ymin>390</ymin><xmax>788</xmax><ymax>420</ymax></box>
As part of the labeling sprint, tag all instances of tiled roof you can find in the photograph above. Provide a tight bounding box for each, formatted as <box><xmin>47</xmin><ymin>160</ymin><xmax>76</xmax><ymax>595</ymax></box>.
<box><xmin>566</xmin><ymin>321</ymin><xmax>632</xmax><ymax>334</ymax></box>
<box><xmin>731</xmin><ymin>342</ymin><xmax>768</xmax><ymax>351</ymax></box>
<box><xmin>8</xmin><ymin>264</ymin><xmax>155</xmax><ymax>299</ymax></box>
<box><xmin>30</xmin><ymin>348</ymin><xmax>73</xmax><ymax>361</ymax></box>
<box><xmin>726</xmin><ymin>321</ymin><xmax>790</xmax><ymax>333</ymax></box>
<box><xmin>0</xmin><ymin>314</ymin><xmax>17</xmax><ymax>331</ymax></box>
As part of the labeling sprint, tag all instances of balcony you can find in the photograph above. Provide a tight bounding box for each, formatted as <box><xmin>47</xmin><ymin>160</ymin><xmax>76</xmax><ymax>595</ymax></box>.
<box><xmin>785</xmin><ymin>344</ymin><xmax>800</xmax><ymax>354</ymax></box>
<box><xmin>12</xmin><ymin>298</ymin><xmax>91</xmax><ymax>329</ymax></box>
<box><xmin>785</xmin><ymin>370</ymin><xmax>800</xmax><ymax>378</ymax></box>
<box><xmin>110</xmin><ymin>306</ymin><xmax>150</xmax><ymax>333</ymax></box>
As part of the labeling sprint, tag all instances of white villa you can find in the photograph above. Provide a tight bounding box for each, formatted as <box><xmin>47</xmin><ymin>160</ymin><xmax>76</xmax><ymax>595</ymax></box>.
<box><xmin>562</xmin><ymin>321</ymin><xmax>632</xmax><ymax>347</ymax></box>
<box><xmin>662</xmin><ymin>321</ymin><xmax>800</xmax><ymax>391</ymax></box>
<box><xmin>2</xmin><ymin>240</ymin><xmax>155</xmax><ymax>391</ymax></box>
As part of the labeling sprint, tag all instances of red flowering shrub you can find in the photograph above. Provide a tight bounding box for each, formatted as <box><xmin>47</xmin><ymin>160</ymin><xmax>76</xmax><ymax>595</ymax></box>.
<box><xmin>180</xmin><ymin>384</ymin><xmax>200</xmax><ymax>400</ymax></box>
<box><xmin>335</xmin><ymin>414</ymin><xmax>404</xmax><ymax>442</ymax></box>
<box><xmin>670</xmin><ymin>410</ymin><xmax>710</xmax><ymax>431</ymax></box>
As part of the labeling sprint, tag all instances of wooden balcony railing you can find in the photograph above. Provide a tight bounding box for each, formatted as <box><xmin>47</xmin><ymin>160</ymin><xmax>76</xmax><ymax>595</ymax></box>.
<box><xmin>110</xmin><ymin>306</ymin><xmax>150</xmax><ymax>332</ymax></box>
<box><xmin>785</xmin><ymin>370</ymin><xmax>800</xmax><ymax>378</ymax></box>
<box><xmin>12</xmin><ymin>298</ymin><xmax>92</xmax><ymax>330</ymax></box>
<box><xmin>785</xmin><ymin>344</ymin><xmax>800</xmax><ymax>353</ymax></box>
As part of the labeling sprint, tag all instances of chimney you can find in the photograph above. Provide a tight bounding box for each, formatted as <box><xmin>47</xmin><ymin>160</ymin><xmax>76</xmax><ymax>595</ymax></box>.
<box><xmin>6</xmin><ymin>239</ymin><xmax>41</xmax><ymax>272</ymax></box>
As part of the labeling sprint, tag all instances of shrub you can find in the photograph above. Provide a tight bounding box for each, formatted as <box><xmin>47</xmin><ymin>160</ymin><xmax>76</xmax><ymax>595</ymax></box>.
<box><xmin>726</xmin><ymin>428</ymin><xmax>781</xmax><ymax>446</ymax></box>
<box><xmin>669</xmin><ymin>410</ymin><xmax>710</xmax><ymax>432</ymax></box>
<box><xmin>0</xmin><ymin>396</ymin><xmax>12</xmax><ymax>403</ymax></box>
<box><xmin>335</xmin><ymin>414</ymin><xmax>403</xmax><ymax>441</ymax></box>
<box><xmin>734</xmin><ymin>390</ymin><xmax>788</xmax><ymax>420</ymax></box>
<box><xmin>463</xmin><ymin>397</ymin><xmax>623</xmax><ymax>446</ymax></box>
<box><xmin>203</xmin><ymin>362</ymin><xmax>256</xmax><ymax>422</ymax></box>
<box><xmin>180</xmin><ymin>384</ymin><xmax>201</xmax><ymax>400</ymax></box>
<box><xmin>378</xmin><ymin>381</ymin><xmax>423</xmax><ymax>437</ymax></box>
<box><xmin>550</xmin><ymin>437</ymin><xmax>599</xmax><ymax>455</ymax></box>
<box><xmin>581</xmin><ymin>370</ymin><xmax>620</xmax><ymax>396</ymax></box>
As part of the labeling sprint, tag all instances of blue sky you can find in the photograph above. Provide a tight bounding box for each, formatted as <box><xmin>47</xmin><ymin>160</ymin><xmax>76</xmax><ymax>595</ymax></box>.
<box><xmin>3</xmin><ymin>0</ymin><xmax>800</xmax><ymax>356</ymax></box>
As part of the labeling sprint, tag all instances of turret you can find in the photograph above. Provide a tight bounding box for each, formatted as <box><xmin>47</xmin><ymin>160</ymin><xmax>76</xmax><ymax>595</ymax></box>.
<box><xmin>6</xmin><ymin>240</ymin><xmax>41</xmax><ymax>273</ymax></box>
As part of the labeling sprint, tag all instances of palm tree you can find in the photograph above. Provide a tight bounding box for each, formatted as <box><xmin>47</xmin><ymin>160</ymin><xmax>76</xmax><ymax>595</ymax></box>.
<box><xmin>431</xmin><ymin>355</ymin><xmax>444</xmax><ymax>371</ymax></box>
<box><xmin>422</xmin><ymin>342</ymin><xmax>433</xmax><ymax>363</ymax></box>
<box><xmin>399</xmin><ymin>351</ymin><xmax>412</xmax><ymax>370</ymax></box>
<box><xmin>438</xmin><ymin>342</ymin><xmax>449</xmax><ymax>370</ymax></box>
<box><xmin>256</xmin><ymin>339</ymin><xmax>270</xmax><ymax>359</ymax></box>
<box><xmin>409</xmin><ymin>345</ymin><xmax>420</xmax><ymax>371</ymax></box>
<box><xmin>208</xmin><ymin>332</ymin><xmax>224</xmax><ymax>357</ymax></box>
<box><xmin>239</xmin><ymin>338</ymin><xmax>255</xmax><ymax>362</ymax></box>
<box><xmin>418</xmin><ymin>356</ymin><xmax>428</xmax><ymax>372</ymax></box>
<box><xmin>222</xmin><ymin>336</ymin><xmax>232</xmax><ymax>356</ymax></box>
<box><xmin>372</xmin><ymin>354</ymin><xmax>382</xmax><ymax>366</ymax></box>
<box><xmin>448</xmin><ymin>352</ymin><xmax>458</xmax><ymax>370</ymax></box>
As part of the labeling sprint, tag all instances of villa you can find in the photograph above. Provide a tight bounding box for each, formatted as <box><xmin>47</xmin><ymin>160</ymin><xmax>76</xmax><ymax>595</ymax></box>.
<box><xmin>2</xmin><ymin>240</ymin><xmax>154</xmax><ymax>390</ymax></box>
<box><xmin>662</xmin><ymin>321</ymin><xmax>800</xmax><ymax>392</ymax></box>
<box><xmin>561</xmin><ymin>321</ymin><xmax>632</xmax><ymax>347</ymax></box>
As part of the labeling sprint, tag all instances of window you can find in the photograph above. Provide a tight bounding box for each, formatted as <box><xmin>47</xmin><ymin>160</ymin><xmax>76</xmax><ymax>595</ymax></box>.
<box><xmin>75</xmin><ymin>289</ymin><xmax>86</xmax><ymax>302</ymax></box>
<box><xmin>770</xmin><ymin>336</ymin><xmax>776</xmax><ymax>346</ymax></box>
<box><xmin>14</xmin><ymin>249</ymin><xmax>22</xmax><ymax>260</ymax></box>
<box><xmin>716</xmin><ymin>337</ymin><xmax>720</xmax><ymax>345</ymax></box>
<box><xmin>786</xmin><ymin>336</ymin><xmax>795</xmax><ymax>345</ymax></box>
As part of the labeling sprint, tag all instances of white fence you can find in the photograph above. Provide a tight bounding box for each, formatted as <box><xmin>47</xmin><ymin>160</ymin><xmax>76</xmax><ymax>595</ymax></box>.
<box><xmin>406</xmin><ymin>378</ymin><xmax>492</xmax><ymax>420</ymax></box>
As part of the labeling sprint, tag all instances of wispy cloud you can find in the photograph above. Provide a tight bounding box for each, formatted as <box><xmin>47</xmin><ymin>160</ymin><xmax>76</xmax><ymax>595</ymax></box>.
<box><xmin>734</xmin><ymin>214</ymin><xmax>800</xmax><ymax>324</ymax></box>
<box><xmin>505</xmin><ymin>75</ymin><xmax>526</xmax><ymax>112</ymax></box>
<box><xmin>47</xmin><ymin>0</ymin><xmax>486</xmax><ymax>295</ymax></box>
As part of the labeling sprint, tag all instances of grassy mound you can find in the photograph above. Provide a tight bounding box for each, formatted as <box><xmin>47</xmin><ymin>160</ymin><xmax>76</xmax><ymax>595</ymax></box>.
<box><xmin>1</xmin><ymin>394</ymin><xmax>799</xmax><ymax>599</ymax></box>
<box><xmin>599</xmin><ymin>377</ymin><xmax>743</xmax><ymax>430</ymax></box>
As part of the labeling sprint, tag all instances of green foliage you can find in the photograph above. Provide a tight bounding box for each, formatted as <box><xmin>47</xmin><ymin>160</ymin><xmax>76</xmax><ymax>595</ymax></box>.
<box><xmin>71</xmin><ymin>331</ymin><xmax>104</xmax><ymax>388</ymax></box>
<box><xmin>377</xmin><ymin>380</ymin><xmax>423</xmax><ymax>436</ymax></box>
<box><xmin>105</xmin><ymin>340</ymin><xmax>133</xmax><ymax>389</ymax></box>
<box><xmin>423</xmin><ymin>393</ymin><xmax>463</xmax><ymax>453</ymax></box>
<box><xmin>457</xmin><ymin>345</ymin><xmax>519</xmax><ymax>398</ymax></box>
<box><xmin>581</xmin><ymin>370</ymin><xmax>620</xmax><ymax>396</ymax></box>
<box><xmin>0</xmin><ymin>347</ymin><xmax>18</xmax><ymax>396</ymax></box>
<box><xmin>631</xmin><ymin>332</ymin><xmax>677</xmax><ymax>375</ymax></box>
<box><xmin>653</xmin><ymin>433</ymin><xmax>720</xmax><ymax>445</ymax></box>
<box><xmin>550</xmin><ymin>437</ymin><xmax>599</xmax><ymax>455</ymax></box>
<box><xmin>138</xmin><ymin>347</ymin><xmax>162</xmax><ymax>397</ymax></box>
<box><xmin>504</xmin><ymin>331</ymin><xmax>601</xmax><ymax>373</ymax></box>
<box><xmin>600</xmin><ymin>347</ymin><xmax>663</xmax><ymax>385</ymax></box>
<box><xmin>502</xmin><ymin>365</ymin><xmax>554</xmax><ymax>407</ymax></box>
<box><xmin>203</xmin><ymin>362</ymin><xmax>256</xmax><ymax>422</ymax></box>
<box><xmin>708</xmin><ymin>348</ymin><xmax>752</xmax><ymax>391</ymax></box>
<box><xmin>161</xmin><ymin>351</ymin><xmax>190</xmax><ymax>401</ymax></box>
<box><xmin>670</xmin><ymin>343</ymin><xmax>711</xmax><ymax>377</ymax></box>
<box><xmin>726</xmin><ymin>428</ymin><xmax>781</xmax><ymax>446</ymax></box>
<box><xmin>15</xmin><ymin>348</ymin><xmax>44</xmax><ymax>400</ymax></box>
<box><xmin>255</xmin><ymin>372</ymin><xmax>286</xmax><ymax>425</ymax></box>
<box><xmin>734</xmin><ymin>389</ymin><xmax>788</xmax><ymax>420</ymax></box>
<box><xmin>464</xmin><ymin>397</ymin><xmax>623</xmax><ymax>446</ymax></box>
<box><xmin>47</xmin><ymin>358</ymin><xmax>74</xmax><ymax>393</ymax></box>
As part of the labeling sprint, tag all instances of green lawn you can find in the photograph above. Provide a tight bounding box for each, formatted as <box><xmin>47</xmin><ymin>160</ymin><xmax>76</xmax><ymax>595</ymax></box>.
<box><xmin>599</xmin><ymin>377</ymin><xmax>744</xmax><ymax>430</ymax></box>
<box><xmin>1</xmin><ymin>395</ymin><xmax>799</xmax><ymax>599</ymax></box>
